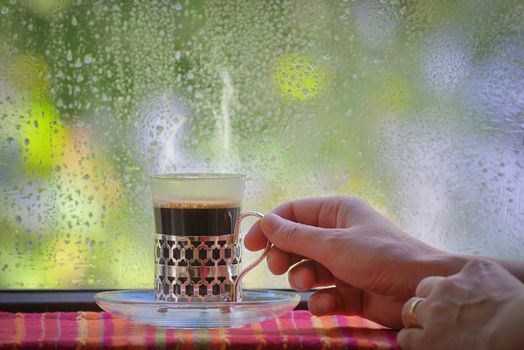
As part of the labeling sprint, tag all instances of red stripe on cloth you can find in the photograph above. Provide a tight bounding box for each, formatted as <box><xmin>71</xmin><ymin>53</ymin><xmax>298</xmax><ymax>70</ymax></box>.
<box><xmin>18</xmin><ymin>313</ymin><xmax>40</xmax><ymax>348</ymax></box>
<box><xmin>0</xmin><ymin>312</ymin><xmax>12</xmax><ymax>346</ymax></box>
<box><xmin>0</xmin><ymin>312</ymin><xmax>17</xmax><ymax>349</ymax></box>
<box><xmin>53</xmin><ymin>312</ymin><xmax>79</xmax><ymax>349</ymax></box>
<box><xmin>260</xmin><ymin>315</ymin><xmax>286</xmax><ymax>349</ymax></box>
<box><xmin>294</xmin><ymin>311</ymin><xmax>324</xmax><ymax>349</ymax></box>
<box><xmin>145</xmin><ymin>324</ymin><xmax>157</xmax><ymax>350</ymax></box>
<box><xmin>163</xmin><ymin>328</ymin><xmax>176</xmax><ymax>349</ymax></box>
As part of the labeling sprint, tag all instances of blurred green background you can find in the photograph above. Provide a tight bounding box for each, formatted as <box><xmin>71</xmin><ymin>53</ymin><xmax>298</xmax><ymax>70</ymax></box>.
<box><xmin>1</xmin><ymin>0</ymin><xmax>523</xmax><ymax>289</ymax></box>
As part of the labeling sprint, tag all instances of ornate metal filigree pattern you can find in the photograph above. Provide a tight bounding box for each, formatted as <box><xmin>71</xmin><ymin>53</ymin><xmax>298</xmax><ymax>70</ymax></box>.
<box><xmin>154</xmin><ymin>234</ymin><xmax>242</xmax><ymax>302</ymax></box>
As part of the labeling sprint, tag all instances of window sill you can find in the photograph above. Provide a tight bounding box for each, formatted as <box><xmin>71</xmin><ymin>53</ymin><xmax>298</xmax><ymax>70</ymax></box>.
<box><xmin>0</xmin><ymin>289</ymin><xmax>311</xmax><ymax>312</ymax></box>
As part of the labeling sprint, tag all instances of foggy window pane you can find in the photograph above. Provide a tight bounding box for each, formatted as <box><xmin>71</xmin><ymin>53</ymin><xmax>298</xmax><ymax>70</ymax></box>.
<box><xmin>0</xmin><ymin>0</ymin><xmax>523</xmax><ymax>289</ymax></box>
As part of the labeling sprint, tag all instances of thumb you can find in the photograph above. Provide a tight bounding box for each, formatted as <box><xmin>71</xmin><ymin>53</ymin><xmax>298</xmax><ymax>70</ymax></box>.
<box><xmin>260</xmin><ymin>213</ymin><xmax>336</xmax><ymax>264</ymax></box>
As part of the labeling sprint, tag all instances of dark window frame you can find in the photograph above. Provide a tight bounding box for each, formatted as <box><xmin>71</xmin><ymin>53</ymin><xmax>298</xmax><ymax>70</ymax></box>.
<box><xmin>0</xmin><ymin>289</ymin><xmax>310</xmax><ymax>312</ymax></box>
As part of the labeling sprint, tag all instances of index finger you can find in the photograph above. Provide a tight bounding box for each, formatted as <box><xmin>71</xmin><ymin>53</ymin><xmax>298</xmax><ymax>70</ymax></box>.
<box><xmin>245</xmin><ymin>196</ymin><xmax>363</xmax><ymax>251</ymax></box>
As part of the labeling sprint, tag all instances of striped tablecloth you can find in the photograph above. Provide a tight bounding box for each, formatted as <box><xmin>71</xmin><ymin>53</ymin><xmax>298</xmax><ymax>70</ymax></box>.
<box><xmin>0</xmin><ymin>310</ymin><xmax>399</xmax><ymax>349</ymax></box>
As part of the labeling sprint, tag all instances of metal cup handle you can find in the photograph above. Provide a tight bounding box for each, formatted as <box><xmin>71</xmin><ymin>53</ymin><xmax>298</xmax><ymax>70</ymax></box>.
<box><xmin>231</xmin><ymin>211</ymin><xmax>272</xmax><ymax>302</ymax></box>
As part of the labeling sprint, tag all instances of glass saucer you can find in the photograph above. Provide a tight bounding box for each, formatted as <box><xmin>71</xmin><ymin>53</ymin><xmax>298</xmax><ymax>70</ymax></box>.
<box><xmin>94</xmin><ymin>289</ymin><xmax>300</xmax><ymax>329</ymax></box>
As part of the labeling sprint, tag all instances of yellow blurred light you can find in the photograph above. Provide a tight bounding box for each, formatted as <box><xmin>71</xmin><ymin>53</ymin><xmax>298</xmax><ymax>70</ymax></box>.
<box><xmin>46</xmin><ymin>238</ymin><xmax>87</xmax><ymax>287</ymax></box>
<box><xmin>19</xmin><ymin>99</ymin><xmax>66</xmax><ymax>176</ymax></box>
<box><xmin>54</xmin><ymin>127</ymin><xmax>126</xmax><ymax>236</ymax></box>
<box><xmin>274</xmin><ymin>53</ymin><xmax>326</xmax><ymax>102</ymax></box>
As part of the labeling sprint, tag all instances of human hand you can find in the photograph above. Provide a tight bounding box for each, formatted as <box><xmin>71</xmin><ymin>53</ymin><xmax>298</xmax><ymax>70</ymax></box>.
<box><xmin>398</xmin><ymin>259</ymin><xmax>524</xmax><ymax>350</ymax></box>
<box><xmin>245</xmin><ymin>196</ymin><xmax>461</xmax><ymax>328</ymax></box>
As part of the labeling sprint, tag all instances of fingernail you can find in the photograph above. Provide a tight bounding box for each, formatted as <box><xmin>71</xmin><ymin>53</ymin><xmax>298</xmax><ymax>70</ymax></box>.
<box><xmin>315</xmin><ymin>293</ymin><xmax>334</xmax><ymax>314</ymax></box>
<box><xmin>261</xmin><ymin>213</ymin><xmax>283</xmax><ymax>234</ymax></box>
<box><xmin>289</xmin><ymin>274</ymin><xmax>306</xmax><ymax>291</ymax></box>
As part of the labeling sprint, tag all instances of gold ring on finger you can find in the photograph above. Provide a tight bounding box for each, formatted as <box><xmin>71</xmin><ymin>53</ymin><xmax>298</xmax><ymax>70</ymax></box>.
<box><xmin>406</xmin><ymin>297</ymin><xmax>425</xmax><ymax>328</ymax></box>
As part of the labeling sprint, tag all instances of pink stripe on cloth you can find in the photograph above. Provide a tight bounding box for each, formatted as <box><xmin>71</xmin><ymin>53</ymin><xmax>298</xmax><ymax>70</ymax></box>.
<box><xmin>0</xmin><ymin>310</ymin><xmax>399</xmax><ymax>349</ymax></box>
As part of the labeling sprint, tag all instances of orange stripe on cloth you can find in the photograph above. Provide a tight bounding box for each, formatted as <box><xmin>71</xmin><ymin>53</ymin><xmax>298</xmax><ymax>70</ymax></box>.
<box><xmin>14</xmin><ymin>313</ymin><xmax>26</xmax><ymax>349</ymax></box>
<box><xmin>84</xmin><ymin>312</ymin><xmax>106</xmax><ymax>349</ymax></box>
<box><xmin>322</xmin><ymin>315</ymin><xmax>346</xmax><ymax>350</ymax></box>
<box><xmin>180</xmin><ymin>328</ymin><xmax>195</xmax><ymax>350</ymax></box>
<box><xmin>312</xmin><ymin>315</ymin><xmax>332</xmax><ymax>350</ymax></box>
<box><xmin>250</xmin><ymin>320</ymin><xmax>267</xmax><ymax>350</ymax></box>
<box><xmin>210</xmin><ymin>327</ymin><xmax>229</xmax><ymax>350</ymax></box>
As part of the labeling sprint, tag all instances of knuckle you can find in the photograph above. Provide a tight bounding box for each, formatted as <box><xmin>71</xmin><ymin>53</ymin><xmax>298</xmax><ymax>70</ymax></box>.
<box><xmin>285</xmin><ymin>222</ymin><xmax>305</xmax><ymax>242</ymax></box>
<box><xmin>342</xmin><ymin>196</ymin><xmax>367</xmax><ymax>210</ymax></box>
<box><xmin>426</xmin><ymin>300</ymin><xmax>451</xmax><ymax>317</ymax></box>
<box><xmin>462</xmin><ymin>259</ymin><xmax>492</xmax><ymax>273</ymax></box>
<box><xmin>433</xmin><ymin>278</ymin><xmax>456</xmax><ymax>294</ymax></box>
<box><xmin>416</xmin><ymin>276</ymin><xmax>434</xmax><ymax>295</ymax></box>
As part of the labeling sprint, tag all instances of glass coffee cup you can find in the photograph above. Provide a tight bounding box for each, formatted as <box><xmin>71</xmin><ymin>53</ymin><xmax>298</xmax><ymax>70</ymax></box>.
<box><xmin>150</xmin><ymin>173</ymin><xmax>271</xmax><ymax>302</ymax></box>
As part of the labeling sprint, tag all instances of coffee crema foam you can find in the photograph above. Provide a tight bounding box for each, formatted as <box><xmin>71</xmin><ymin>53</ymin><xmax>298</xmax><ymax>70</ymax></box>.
<box><xmin>153</xmin><ymin>199</ymin><xmax>241</xmax><ymax>209</ymax></box>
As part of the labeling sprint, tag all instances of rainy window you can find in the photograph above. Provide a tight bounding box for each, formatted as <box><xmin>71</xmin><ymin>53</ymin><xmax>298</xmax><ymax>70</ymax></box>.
<box><xmin>1</xmin><ymin>1</ymin><xmax>523</xmax><ymax>289</ymax></box>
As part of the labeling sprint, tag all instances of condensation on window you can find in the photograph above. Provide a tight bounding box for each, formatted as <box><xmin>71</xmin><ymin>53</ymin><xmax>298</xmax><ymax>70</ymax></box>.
<box><xmin>0</xmin><ymin>0</ymin><xmax>523</xmax><ymax>289</ymax></box>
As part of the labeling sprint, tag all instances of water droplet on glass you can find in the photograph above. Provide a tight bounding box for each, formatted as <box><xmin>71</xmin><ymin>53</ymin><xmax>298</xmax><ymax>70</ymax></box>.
<box><xmin>24</xmin><ymin>138</ymin><xmax>29</xmax><ymax>146</ymax></box>
<box><xmin>84</xmin><ymin>54</ymin><xmax>93</xmax><ymax>64</ymax></box>
<box><xmin>15</xmin><ymin>216</ymin><xmax>21</xmax><ymax>224</ymax></box>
